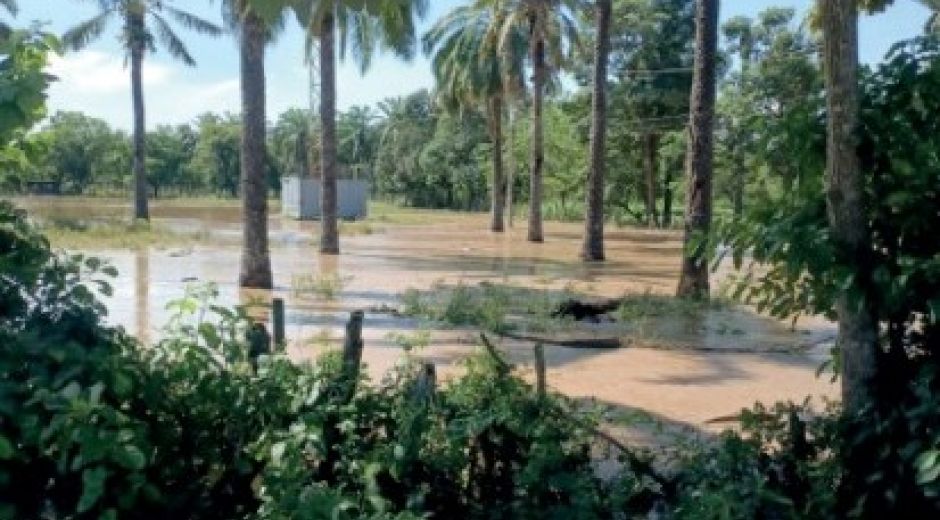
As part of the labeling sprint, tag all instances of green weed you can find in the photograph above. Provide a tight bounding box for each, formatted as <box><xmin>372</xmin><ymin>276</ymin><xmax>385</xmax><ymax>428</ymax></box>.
<box><xmin>290</xmin><ymin>273</ymin><xmax>353</xmax><ymax>301</ymax></box>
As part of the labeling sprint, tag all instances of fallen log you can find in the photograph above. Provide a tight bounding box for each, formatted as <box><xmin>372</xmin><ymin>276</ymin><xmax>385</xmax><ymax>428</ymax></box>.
<box><xmin>551</xmin><ymin>297</ymin><xmax>622</xmax><ymax>322</ymax></box>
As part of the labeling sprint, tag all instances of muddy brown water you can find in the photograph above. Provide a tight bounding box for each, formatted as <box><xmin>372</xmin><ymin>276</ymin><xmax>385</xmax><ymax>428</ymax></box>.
<box><xmin>15</xmin><ymin>197</ymin><xmax>838</xmax><ymax>431</ymax></box>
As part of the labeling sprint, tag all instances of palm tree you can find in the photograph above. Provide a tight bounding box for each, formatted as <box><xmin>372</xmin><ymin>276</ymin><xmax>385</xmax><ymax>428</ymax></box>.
<box><xmin>338</xmin><ymin>105</ymin><xmax>378</xmax><ymax>176</ymax></box>
<box><xmin>493</xmin><ymin>0</ymin><xmax>579</xmax><ymax>243</ymax></box>
<box><xmin>63</xmin><ymin>1</ymin><xmax>221</xmax><ymax>221</ymax></box>
<box><xmin>272</xmin><ymin>108</ymin><xmax>316</xmax><ymax>179</ymax></box>
<box><xmin>581</xmin><ymin>0</ymin><xmax>611</xmax><ymax>261</ymax></box>
<box><xmin>294</xmin><ymin>0</ymin><xmax>428</xmax><ymax>255</ymax></box>
<box><xmin>424</xmin><ymin>2</ymin><xmax>526</xmax><ymax>233</ymax></box>
<box><xmin>221</xmin><ymin>0</ymin><xmax>287</xmax><ymax>289</ymax></box>
<box><xmin>676</xmin><ymin>0</ymin><xmax>718</xmax><ymax>299</ymax></box>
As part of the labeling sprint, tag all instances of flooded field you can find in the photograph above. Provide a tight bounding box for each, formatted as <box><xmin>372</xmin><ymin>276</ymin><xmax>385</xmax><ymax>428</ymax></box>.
<box><xmin>16</xmin><ymin>196</ymin><xmax>838</xmax><ymax>430</ymax></box>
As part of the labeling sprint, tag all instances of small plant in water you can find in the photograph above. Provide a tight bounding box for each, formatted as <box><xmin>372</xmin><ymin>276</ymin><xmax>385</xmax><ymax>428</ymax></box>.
<box><xmin>615</xmin><ymin>291</ymin><xmax>727</xmax><ymax>322</ymax></box>
<box><xmin>385</xmin><ymin>328</ymin><xmax>432</xmax><ymax>352</ymax></box>
<box><xmin>291</xmin><ymin>273</ymin><xmax>353</xmax><ymax>301</ymax></box>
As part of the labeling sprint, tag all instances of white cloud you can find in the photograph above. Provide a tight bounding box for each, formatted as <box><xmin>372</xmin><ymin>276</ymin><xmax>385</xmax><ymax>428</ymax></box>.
<box><xmin>45</xmin><ymin>50</ymin><xmax>244</xmax><ymax>130</ymax></box>
<box><xmin>48</xmin><ymin>51</ymin><xmax>172</xmax><ymax>94</ymax></box>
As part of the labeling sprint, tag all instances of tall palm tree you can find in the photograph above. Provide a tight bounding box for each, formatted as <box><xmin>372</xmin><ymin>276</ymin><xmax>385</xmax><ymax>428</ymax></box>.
<box><xmin>493</xmin><ymin>0</ymin><xmax>579</xmax><ymax>243</ymax></box>
<box><xmin>63</xmin><ymin>1</ymin><xmax>221</xmax><ymax>221</ymax></box>
<box><xmin>676</xmin><ymin>0</ymin><xmax>718</xmax><ymax>299</ymax></box>
<box><xmin>581</xmin><ymin>0</ymin><xmax>611</xmax><ymax>261</ymax></box>
<box><xmin>221</xmin><ymin>0</ymin><xmax>287</xmax><ymax>289</ymax></box>
<box><xmin>424</xmin><ymin>1</ymin><xmax>526</xmax><ymax>233</ymax></box>
<box><xmin>294</xmin><ymin>0</ymin><xmax>428</xmax><ymax>255</ymax></box>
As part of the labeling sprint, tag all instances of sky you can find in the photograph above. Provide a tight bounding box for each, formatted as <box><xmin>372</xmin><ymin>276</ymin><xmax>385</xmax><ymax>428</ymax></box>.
<box><xmin>18</xmin><ymin>0</ymin><xmax>933</xmax><ymax>131</ymax></box>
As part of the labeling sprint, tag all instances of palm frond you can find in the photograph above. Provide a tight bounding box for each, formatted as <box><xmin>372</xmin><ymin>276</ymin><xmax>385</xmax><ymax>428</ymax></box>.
<box><xmin>150</xmin><ymin>12</ymin><xmax>196</xmax><ymax>66</ymax></box>
<box><xmin>161</xmin><ymin>5</ymin><xmax>223</xmax><ymax>37</ymax></box>
<box><xmin>62</xmin><ymin>10</ymin><xmax>114</xmax><ymax>51</ymax></box>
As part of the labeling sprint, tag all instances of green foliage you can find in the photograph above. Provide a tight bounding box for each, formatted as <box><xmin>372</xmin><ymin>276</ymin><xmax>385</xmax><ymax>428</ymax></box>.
<box><xmin>672</xmin><ymin>401</ymin><xmax>841</xmax><ymax>519</ymax></box>
<box><xmin>0</xmin><ymin>28</ymin><xmax>58</xmax><ymax>187</ymax></box>
<box><xmin>29</xmin><ymin>111</ymin><xmax>131</xmax><ymax>194</ymax></box>
<box><xmin>191</xmin><ymin>112</ymin><xmax>241</xmax><ymax>196</ymax></box>
<box><xmin>146</xmin><ymin>124</ymin><xmax>197</xmax><ymax>197</ymax></box>
<box><xmin>0</xmin><ymin>29</ymin><xmax>56</xmax><ymax>145</ymax></box>
<box><xmin>290</xmin><ymin>272</ymin><xmax>353</xmax><ymax>301</ymax></box>
<box><xmin>254</xmin><ymin>349</ymin><xmax>608</xmax><ymax>519</ymax></box>
<box><xmin>715</xmin><ymin>36</ymin><xmax>940</xmax><ymax>517</ymax></box>
<box><xmin>400</xmin><ymin>282</ymin><xmax>512</xmax><ymax>334</ymax></box>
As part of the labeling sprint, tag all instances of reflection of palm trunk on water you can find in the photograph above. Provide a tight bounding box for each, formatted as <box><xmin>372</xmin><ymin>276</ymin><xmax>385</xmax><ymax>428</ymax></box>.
<box><xmin>135</xmin><ymin>248</ymin><xmax>150</xmax><ymax>345</ymax></box>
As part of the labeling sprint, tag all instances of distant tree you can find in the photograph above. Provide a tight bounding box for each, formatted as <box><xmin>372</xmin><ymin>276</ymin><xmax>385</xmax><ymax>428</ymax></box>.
<box><xmin>192</xmin><ymin>113</ymin><xmax>241</xmax><ymax>197</ymax></box>
<box><xmin>610</xmin><ymin>0</ymin><xmax>695</xmax><ymax>228</ymax></box>
<box><xmin>418</xmin><ymin>111</ymin><xmax>489</xmax><ymax>211</ymax></box>
<box><xmin>493</xmin><ymin>0</ymin><xmax>581</xmax><ymax>242</ymax></box>
<box><xmin>374</xmin><ymin>91</ymin><xmax>437</xmax><ymax>205</ymax></box>
<box><xmin>337</xmin><ymin>105</ymin><xmax>378</xmax><ymax>175</ymax></box>
<box><xmin>146</xmin><ymin>124</ymin><xmax>196</xmax><ymax>197</ymax></box>
<box><xmin>272</xmin><ymin>108</ymin><xmax>315</xmax><ymax>179</ymax></box>
<box><xmin>717</xmin><ymin>8</ymin><xmax>819</xmax><ymax>220</ymax></box>
<box><xmin>63</xmin><ymin>0</ymin><xmax>221</xmax><ymax>220</ymax></box>
<box><xmin>293</xmin><ymin>0</ymin><xmax>428</xmax><ymax>255</ymax></box>
<box><xmin>33</xmin><ymin>111</ymin><xmax>128</xmax><ymax>194</ymax></box>
<box><xmin>424</xmin><ymin>0</ymin><xmax>527</xmax><ymax>233</ymax></box>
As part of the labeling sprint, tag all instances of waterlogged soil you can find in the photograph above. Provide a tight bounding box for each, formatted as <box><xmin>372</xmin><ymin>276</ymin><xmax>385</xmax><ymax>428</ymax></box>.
<box><xmin>15</xmin><ymin>196</ymin><xmax>838</xmax><ymax>430</ymax></box>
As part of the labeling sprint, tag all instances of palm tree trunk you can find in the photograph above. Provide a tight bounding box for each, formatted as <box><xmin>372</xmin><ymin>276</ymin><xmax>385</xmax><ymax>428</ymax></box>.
<box><xmin>506</xmin><ymin>102</ymin><xmax>515</xmax><ymax>228</ymax></box>
<box><xmin>238</xmin><ymin>12</ymin><xmax>273</xmax><ymax>289</ymax></box>
<box><xmin>320</xmin><ymin>9</ymin><xmax>340</xmax><ymax>255</ymax></box>
<box><xmin>489</xmin><ymin>95</ymin><xmax>506</xmax><ymax>232</ymax></box>
<box><xmin>528</xmin><ymin>31</ymin><xmax>546</xmax><ymax>243</ymax></box>
<box><xmin>676</xmin><ymin>0</ymin><xmax>718</xmax><ymax>299</ymax></box>
<box><xmin>821</xmin><ymin>0</ymin><xmax>876</xmax><ymax>418</ymax></box>
<box><xmin>581</xmin><ymin>0</ymin><xmax>610</xmax><ymax>261</ymax></box>
<box><xmin>129</xmin><ymin>13</ymin><xmax>149</xmax><ymax>221</ymax></box>
<box><xmin>732</xmin><ymin>162</ymin><xmax>745</xmax><ymax>220</ymax></box>
<box><xmin>642</xmin><ymin>132</ymin><xmax>660</xmax><ymax>228</ymax></box>
<box><xmin>662</xmin><ymin>156</ymin><xmax>674</xmax><ymax>228</ymax></box>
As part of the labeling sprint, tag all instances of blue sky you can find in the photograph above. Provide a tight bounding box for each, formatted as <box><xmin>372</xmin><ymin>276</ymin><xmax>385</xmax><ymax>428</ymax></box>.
<box><xmin>21</xmin><ymin>0</ymin><xmax>932</xmax><ymax>131</ymax></box>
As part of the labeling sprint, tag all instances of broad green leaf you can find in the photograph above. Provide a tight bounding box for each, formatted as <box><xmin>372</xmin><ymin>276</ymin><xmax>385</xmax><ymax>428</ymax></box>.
<box><xmin>77</xmin><ymin>466</ymin><xmax>108</xmax><ymax>513</ymax></box>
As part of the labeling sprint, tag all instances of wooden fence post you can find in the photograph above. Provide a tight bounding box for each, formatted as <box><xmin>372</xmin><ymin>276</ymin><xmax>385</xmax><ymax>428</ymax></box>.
<box><xmin>272</xmin><ymin>298</ymin><xmax>286</xmax><ymax>349</ymax></box>
<box><xmin>341</xmin><ymin>310</ymin><xmax>365</xmax><ymax>400</ymax></box>
<box><xmin>534</xmin><ymin>343</ymin><xmax>546</xmax><ymax>399</ymax></box>
<box><xmin>412</xmin><ymin>362</ymin><xmax>437</xmax><ymax>405</ymax></box>
<box><xmin>247</xmin><ymin>322</ymin><xmax>271</xmax><ymax>370</ymax></box>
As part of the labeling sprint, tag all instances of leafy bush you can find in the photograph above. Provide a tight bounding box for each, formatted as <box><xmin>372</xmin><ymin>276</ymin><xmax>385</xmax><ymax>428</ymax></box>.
<box><xmin>714</xmin><ymin>36</ymin><xmax>940</xmax><ymax>517</ymax></box>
